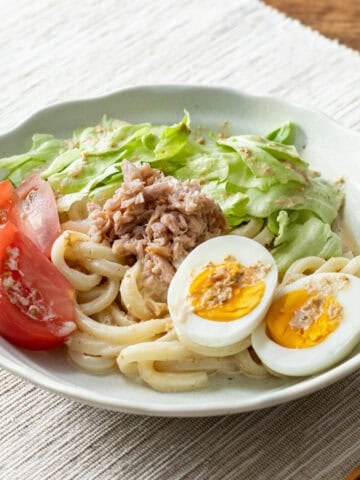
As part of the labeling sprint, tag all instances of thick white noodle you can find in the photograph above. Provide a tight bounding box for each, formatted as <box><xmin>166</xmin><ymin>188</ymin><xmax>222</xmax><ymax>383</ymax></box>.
<box><xmin>117</xmin><ymin>342</ymin><xmax>209</xmax><ymax>392</ymax></box>
<box><xmin>81</xmin><ymin>258</ymin><xmax>127</xmax><ymax>280</ymax></box>
<box><xmin>234</xmin><ymin>349</ymin><xmax>269</xmax><ymax>378</ymax></box>
<box><xmin>137</xmin><ymin>361</ymin><xmax>208</xmax><ymax>392</ymax></box>
<box><xmin>232</xmin><ymin>219</ymin><xmax>275</xmax><ymax>247</ymax></box>
<box><xmin>253</xmin><ymin>226</ymin><xmax>274</xmax><ymax>247</ymax></box>
<box><xmin>120</xmin><ymin>262</ymin><xmax>154</xmax><ymax>320</ymax></box>
<box><xmin>336</xmin><ymin>256</ymin><xmax>360</xmax><ymax>276</ymax></box>
<box><xmin>315</xmin><ymin>257</ymin><xmax>350</xmax><ymax>273</ymax></box>
<box><xmin>71</xmin><ymin>241</ymin><xmax>126</xmax><ymax>263</ymax></box>
<box><xmin>75</xmin><ymin>307</ymin><xmax>170</xmax><ymax>344</ymax></box>
<box><xmin>77</xmin><ymin>285</ymin><xmax>108</xmax><ymax>303</ymax></box>
<box><xmin>78</xmin><ymin>278</ymin><xmax>120</xmax><ymax>316</ymax></box>
<box><xmin>232</xmin><ymin>218</ymin><xmax>264</xmax><ymax>237</ymax></box>
<box><xmin>176</xmin><ymin>332</ymin><xmax>252</xmax><ymax>357</ymax></box>
<box><xmin>51</xmin><ymin>232</ymin><xmax>101</xmax><ymax>291</ymax></box>
<box><xmin>68</xmin><ymin>350</ymin><xmax>116</xmax><ymax>374</ymax></box>
<box><xmin>67</xmin><ymin>331</ymin><xmax>124</xmax><ymax>357</ymax></box>
<box><xmin>67</xmin><ymin>200</ymin><xmax>89</xmax><ymax>221</ymax></box>
<box><xmin>61</xmin><ymin>219</ymin><xmax>90</xmax><ymax>234</ymax></box>
<box><xmin>281</xmin><ymin>255</ymin><xmax>360</xmax><ymax>286</ymax></box>
<box><xmin>156</xmin><ymin>357</ymin><xmax>238</xmax><ymax>373</ymax></box>
<box><xmin>110</xmin><ymin>304</ymin><xmax>135</xmax><ymax>326</ymax></box>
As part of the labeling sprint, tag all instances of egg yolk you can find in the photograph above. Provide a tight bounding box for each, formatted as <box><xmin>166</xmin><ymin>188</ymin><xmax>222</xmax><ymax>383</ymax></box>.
<box><xmin>189</xmin><ymin>261</ymin><xmax>265</xmax><ymax>322</ymax></box>
<box><xmin>266</xmin><ymin>289</ymin><xmax>342</xmax><ymax>348</ymax></box>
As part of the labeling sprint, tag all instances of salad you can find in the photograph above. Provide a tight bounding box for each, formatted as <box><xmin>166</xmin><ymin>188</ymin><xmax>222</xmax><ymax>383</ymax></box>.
<box><xmin>0</xmin><ymin>113</ymin><xmax>356</xmax><ymax>393</ymax></box>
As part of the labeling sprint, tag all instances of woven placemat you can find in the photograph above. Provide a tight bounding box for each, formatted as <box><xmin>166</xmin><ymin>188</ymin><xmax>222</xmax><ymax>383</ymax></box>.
<box><xmin>0</xmin><ymin>1</ymin><xmax>359</xmax><ymax>479</ymax></box>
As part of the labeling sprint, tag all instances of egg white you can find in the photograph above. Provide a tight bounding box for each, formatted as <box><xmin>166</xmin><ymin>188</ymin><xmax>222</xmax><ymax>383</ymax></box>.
<box><xmin>168</xmin><ymin>235</ymin><xmax>278</xmax><ymax>356</ymax></box>
<box><xmin>252</xmin><ymin>272</ymin><xmax>360</xmax><ymax>377</ymax></box>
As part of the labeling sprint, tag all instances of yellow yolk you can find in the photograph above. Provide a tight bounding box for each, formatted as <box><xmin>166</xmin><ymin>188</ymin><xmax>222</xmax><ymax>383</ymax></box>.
<box><xmin>266</xmin><ymin>289</ymin><xmax>342</xmax><ymax>348</ymax></box>
<box><xmin>189</xmin><ymin>262</ymin><xmax>265</xmax><ymax>322</ymax></box>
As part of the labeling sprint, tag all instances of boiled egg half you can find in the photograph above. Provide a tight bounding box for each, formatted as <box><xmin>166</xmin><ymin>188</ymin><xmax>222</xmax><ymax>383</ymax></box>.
<box><xmin>252</xmin><ymin>272</ymin><xmax>360</xmax><ymax>376</ymax></box>
<box><xmin>168</xmin><ymin>235</ymin><xmax>278</xmax><ymax>356</ymax></box>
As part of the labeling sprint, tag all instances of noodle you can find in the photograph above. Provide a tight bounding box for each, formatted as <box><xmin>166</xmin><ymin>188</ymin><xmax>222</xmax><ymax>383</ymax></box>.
<box><xmin>55</xmin><ymin>230</ymin><xmax>275</xmax><ymax>391</ymax></box>
<box><xmin>233</xmin><ymin>219</ymin><xmax>275</xmax><ymax>247</ymax></box>
<box><xmin>120</xmin><ymin>262</ymin><xmax>154</xmax><ymax>320</ymax></box>
<box><xmin>281</xmin><ymin>255</ymin><xmax>360</xmax><ymax>286</ymax></box>
<box><xmin>54</xmin><ymin>227</ymin><xmax>360</xmax><ymax>392</ymax></box>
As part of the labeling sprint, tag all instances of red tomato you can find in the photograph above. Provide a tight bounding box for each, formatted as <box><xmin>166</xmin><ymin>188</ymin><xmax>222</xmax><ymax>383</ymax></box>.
<box><xmin>10</xmin><ymin>174</ymin><xmax>61</xmax><ymax>257</ymax></box>
<box><xmin>0</xmin><ymin>222</ymin><xmax>76</xmax><ymax>350</ymax></box>
<box><xmin>0</xmin><ymin>220</ymin><xmax>17</xmax><ymax>261</ymax></box>
<box><xmin>0</xmin><ymin>180</ymin><xmax>15</xmax><ymax>225</ymax></box>
<box><xmin>0</xmin><ymin>180</ymin><xmax>14</xmax><ymax>206</ymax></box>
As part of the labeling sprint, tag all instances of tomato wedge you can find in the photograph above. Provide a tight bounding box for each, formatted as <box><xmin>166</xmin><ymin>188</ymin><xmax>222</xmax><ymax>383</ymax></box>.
<box><xmin>10</xmin><ymin>174</ymin><xmax>61</xmax><ymax>257</ymax></box>
<box><xmin>0</xmin><ymin>222</ymin><xmax>76</xmax><ymax>350</ymax></box>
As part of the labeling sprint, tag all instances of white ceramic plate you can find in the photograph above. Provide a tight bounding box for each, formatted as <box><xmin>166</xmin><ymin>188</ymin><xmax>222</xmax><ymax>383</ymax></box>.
<box><xmin>0</xmin><ymin>85</ymin><xmax>359</xmax><ymax>417</ymax></box>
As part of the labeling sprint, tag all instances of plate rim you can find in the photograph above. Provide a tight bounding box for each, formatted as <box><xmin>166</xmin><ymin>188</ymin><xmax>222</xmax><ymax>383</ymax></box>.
<box><xmin>1</xmin><ymin>84</ymin><xmax>360</xmax><ymax>141</ymax></box>
<box><xmin>0</xmin><ymin>84</ymin><xmax>359</xmax><ymax>417</ymax></box>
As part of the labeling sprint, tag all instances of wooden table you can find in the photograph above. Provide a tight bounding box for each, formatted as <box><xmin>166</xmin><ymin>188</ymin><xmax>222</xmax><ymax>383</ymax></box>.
<box><xmin>264</xmin><ymin>0</ymin><xmax>360</xmax><ymax>50</ymax></box>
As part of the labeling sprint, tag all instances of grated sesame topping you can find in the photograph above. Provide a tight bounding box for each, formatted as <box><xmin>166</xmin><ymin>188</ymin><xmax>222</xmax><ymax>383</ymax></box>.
<box><xmin>289</xmin><ymin>275</ymin><xmax>348</xmax><ymax>332</ymax></box>
<box><xmin>192</xmin><ymin>260</ymin><xmax>271</xmax><ymax>310</ymax></box>
<box><xmin>2</xmin><ymin>246</ymin><xmax>56</xmax><ymax>322</ymax></box>
<box><xmin>307</xmin><ymin>274</ymin><xmax>349</xmax><ymax>296</ymax></box>
<box><xmin>289</xmin><ymin>295</ymin><xmax>324</xmax><ymax>331</ymax></box>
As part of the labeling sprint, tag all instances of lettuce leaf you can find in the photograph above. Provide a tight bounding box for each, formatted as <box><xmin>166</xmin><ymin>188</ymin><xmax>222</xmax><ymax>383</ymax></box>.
<box><xmin>217</xmin><ymin>134</ymin><xmax>308</xmax><ymax>188</ymax></box>
<box><xmin>245</xmin><ymin>178</ymin><xmax>342</xmax><ymax>224</ymax></box>
<box><xmin>271</xmin><ymin>211</ymin><xmax>342</xmax><ymax>271</ymax></box>
<box><xmin>154</xmin><ymin>111</ymin><xmax>190</xmax><ymax>160</ymax></box>
<box><xmin>266</xmin><ymin>122</ymin><xmax>295</xmax><ymax>145</ymax></box>
<box><xmin>0</xmin><ymin>134</ymin><xmax>65</xmax><ymax>186</ymax></box>
<box><xmin>201</xmin><ymin>181</ymin><xmax>249</xmax><ymax>226</ymax></box>
<box><xmin>176</xmin><ymin>154</ymin><xmax>229</xmax><ymax>184</ymax></box>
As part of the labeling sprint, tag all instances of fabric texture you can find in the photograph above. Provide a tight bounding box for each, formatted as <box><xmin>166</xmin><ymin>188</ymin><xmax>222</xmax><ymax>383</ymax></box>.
<box><xmin>0</xmin><ymin>1</ymin><xmax>359</xmax><ymax>479</ymax></box>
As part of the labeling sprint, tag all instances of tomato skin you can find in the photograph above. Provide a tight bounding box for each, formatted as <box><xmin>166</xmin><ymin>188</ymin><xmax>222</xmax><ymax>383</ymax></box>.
<box><xmin>0</xmin><ymin>180</ymin><xmax>14</xmax><ymax>209</ymax></box>
<box><xmin>0</xmin><ymin>226</ymin><xmax>76</xmax><ymax>350</ymax></box>
<box><xmin>0</xmin><ymin>287</ymin><xmax>73</xmax><ymax>350</ymax></box>
<box><xmin>0</xmin><ymin>221</ymin><xmax>17</xmax><ymax>265</ymax></box>
<box><xmin>0</xmin><ymin>180</ymin><xmax>15</xmax><ymax>226</ymax></box>
<box><xmin>11</xmin><ymin>174</ymin><xmax>61</xmax><ymax>257</ymax></box>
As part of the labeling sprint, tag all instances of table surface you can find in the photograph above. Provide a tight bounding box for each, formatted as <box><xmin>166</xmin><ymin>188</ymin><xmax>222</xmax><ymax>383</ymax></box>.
<box><xmin>264</xmin><ymin>0</ymin><xmax>360</xmax><ymax>50</ymax></box>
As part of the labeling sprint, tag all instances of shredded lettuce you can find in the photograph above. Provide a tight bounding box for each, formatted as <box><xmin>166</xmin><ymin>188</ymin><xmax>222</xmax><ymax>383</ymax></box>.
<box><xmin>0</xmin><ymin>113</ymin><xmax>344</xmax><ymax>271</ymax></box>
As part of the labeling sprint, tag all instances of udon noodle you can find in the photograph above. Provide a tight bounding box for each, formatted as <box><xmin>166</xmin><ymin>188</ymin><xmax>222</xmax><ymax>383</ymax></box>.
<box><xmin>51</xmin><ymin>218</ymin><xmax>360</xmax><ymax>392</ymax></box>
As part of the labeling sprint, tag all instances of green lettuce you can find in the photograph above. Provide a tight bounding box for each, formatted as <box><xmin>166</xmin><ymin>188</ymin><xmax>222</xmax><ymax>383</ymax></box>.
<box><xmin>201</xmin><ymin>181</ymin><xmax>249</xmax><ymax>227</ymax></box>
<box><xmin>271</xmin><ymin>211</ymin><xmax>342</xmax><ymax>271</ymax></box>
<box><xmin>266</xmin><ymin>121</ymin><xmax>295</xmax><ymax>145</ymax></box>
<box><xmin>0</xmin><ymin>134</ymin><xmax>65</xmax><ymax>186</ymax></box>
<box><xmin>0</xmin><ymin>113</ymin><xmax>344</xmax><ymax>272</ymax></box>
<box><xmin>217</xmin><ymin>134</ymin><xmax>308</xmax><ymax>188</ymax></box>
<box><xmin>245</xmin><ymin>177</ymin><xmax>342</xmax><ymax>225</ymax></box>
